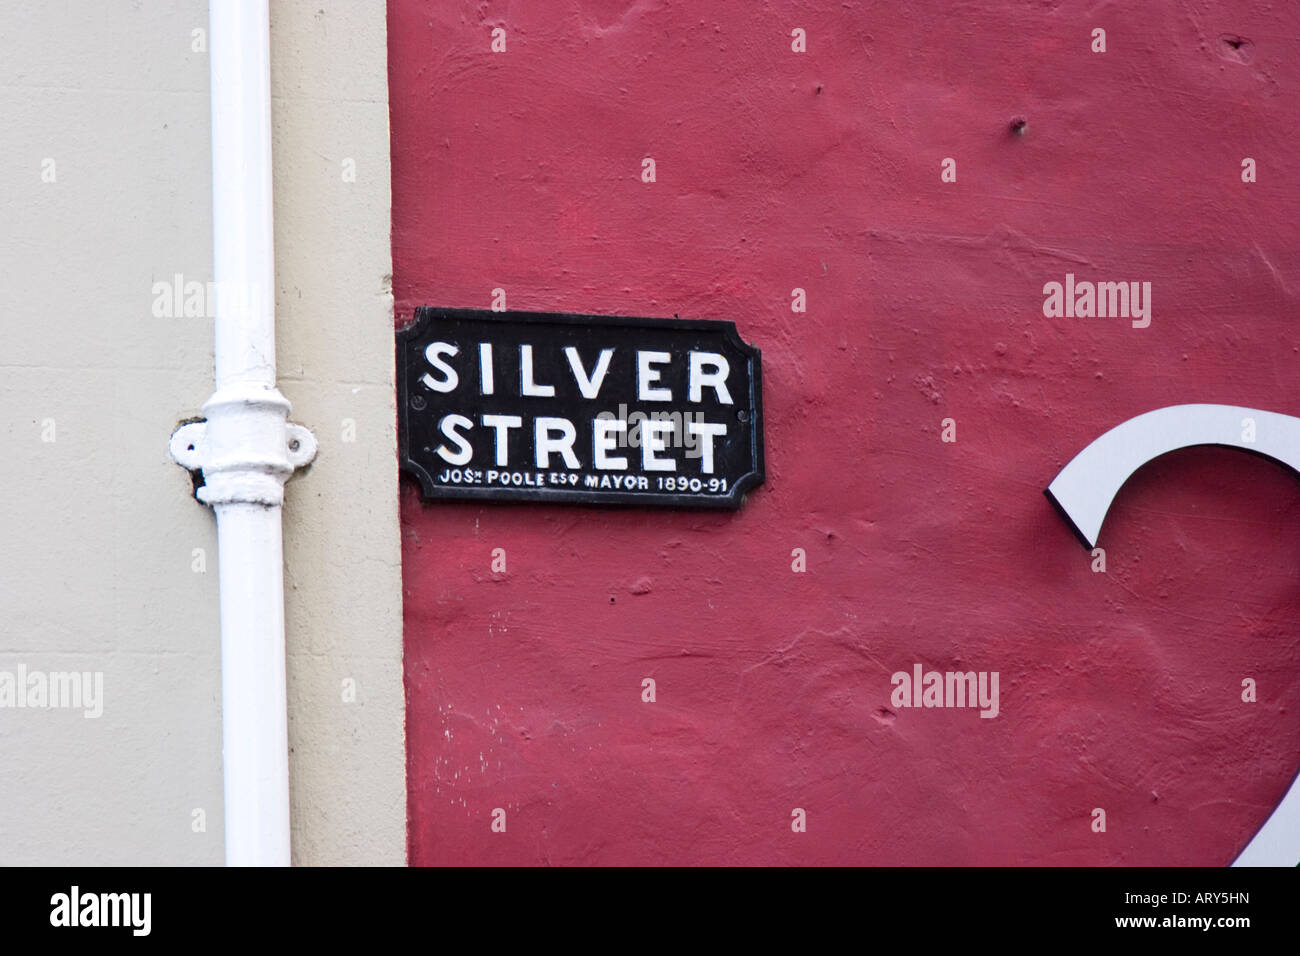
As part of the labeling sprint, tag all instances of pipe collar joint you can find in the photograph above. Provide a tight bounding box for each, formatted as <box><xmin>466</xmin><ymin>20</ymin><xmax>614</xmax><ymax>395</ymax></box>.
<box><xmin>170</xmin><ymin>383</ymin><xmax>317</xmax><ymax>508</ymax></box>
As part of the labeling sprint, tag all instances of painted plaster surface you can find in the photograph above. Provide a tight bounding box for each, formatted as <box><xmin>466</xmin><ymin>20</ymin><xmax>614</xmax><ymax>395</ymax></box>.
<box><xmin>392</xmin><ymin>1</ymin><xmax>1300</xmax><ymax>864</ymax></box>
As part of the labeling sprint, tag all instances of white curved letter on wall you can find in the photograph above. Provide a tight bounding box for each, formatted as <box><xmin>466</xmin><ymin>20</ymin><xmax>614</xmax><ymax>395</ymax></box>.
<box><xmin>1046</xmin><ymin>403</ymin><xmax>1300</xmax><ymax>867</ymax></box>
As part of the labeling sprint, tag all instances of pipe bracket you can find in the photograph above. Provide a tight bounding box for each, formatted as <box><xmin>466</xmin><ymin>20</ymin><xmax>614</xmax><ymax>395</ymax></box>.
<box><xmin>170</xmin><ymin>384</ymin><xmax>318</xmax><ymax>508</ymax></box>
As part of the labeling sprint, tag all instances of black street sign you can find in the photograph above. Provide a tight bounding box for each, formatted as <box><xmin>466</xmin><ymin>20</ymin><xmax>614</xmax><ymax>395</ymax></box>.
<box><xmin>397</xmin><ymin>307</ymin><xmax>764</xmax><ymax>508</ymax></box>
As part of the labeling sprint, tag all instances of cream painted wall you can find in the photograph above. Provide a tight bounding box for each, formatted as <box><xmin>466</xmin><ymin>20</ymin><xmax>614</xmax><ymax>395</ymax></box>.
<box><xmin>271</xmin><ymin>1</ymin><xmax>406</xmax><ymax>866</ymax></box>
<box><xmin>0</xmin><ymin>1</ymin><xmax>403</xmax><ymax>865</ymax></box>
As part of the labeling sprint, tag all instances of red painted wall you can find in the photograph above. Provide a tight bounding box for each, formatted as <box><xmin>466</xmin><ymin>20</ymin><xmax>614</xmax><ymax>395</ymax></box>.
<box><xmin>390</xmin><ymin>0</ymin><xmax>1300</xmax><ymax>865</ymax></box>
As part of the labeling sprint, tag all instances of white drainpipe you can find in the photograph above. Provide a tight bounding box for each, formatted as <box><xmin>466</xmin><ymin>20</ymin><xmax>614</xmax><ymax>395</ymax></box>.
<box><xmin>169</xmin><ymin>0</ymin><xmax>317</xmax><ymax>866</ymax></box>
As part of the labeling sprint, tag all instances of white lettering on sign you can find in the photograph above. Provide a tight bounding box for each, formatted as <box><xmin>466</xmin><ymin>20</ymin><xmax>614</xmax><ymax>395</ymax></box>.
<box><xmin>416</xmin><ymin>341</ymin><xmax>736</xmax><ymax>474</ymax></box>
<box><xmin>565</xmin><ymin>346</ymin><xmax>614</xmax><ymax>399</ymax></box>
<box><xmin>422</xmin><ymin>342</ymin><xmax>459</xmax><ymax>392</ymax></box>
<box><xmin>435</xmin><ymin>414</ymin><xmax>473</xmax><ymax>465</ymax></box>
<box><xmin>432</xmin><ymin>412</ymin><xmax>729</xmax><ymax>472</ymax></box>
<box><xmin>686</xmin><ymin>421</ymin><xmax>727</xmax><ymax>474</ymax></box>
<box><xmin>420</xmin><ymin>342</ymin><xmax>734</xmax><ymax>404</ymax></box>
<box><xmin>481</xmin><ymin>413</ymin><xmax>521</xmax><ymax>466</ymax></box>
<box><xmin>520</xmin><ymin>344</ymin><xmax>555</xmax><ymax>397</ymax></box>
<box><xmin>535</xmin><ymin>417</ymin><xmax>579</xmax><ymax>469</ymax></box>
<box><xmin>593</xmin><ymin>418</ymin><xmax>628</xmax><ymax>470</ymax></box>
<box><xmin>479</xmin><ymin>343</ymin><xmax>494</xmax><ymax>394</ymax></box>
<box><xmin>637</xmin><ymin>350</ymin><xmax>673</xmax><ymax>402</ymax></box>
<box><xmin>640</xmin><ymin>420</ymin><xmax>676</xmax><ymax>471</ymax></box>
<box><xmin>689</xmin><ymin>352</ymin><xmax>733</xmax><ymax>404</ymax></box>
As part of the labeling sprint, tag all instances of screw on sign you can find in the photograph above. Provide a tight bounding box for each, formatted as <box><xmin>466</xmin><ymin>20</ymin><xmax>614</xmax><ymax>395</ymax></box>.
<box><xmin>1047</xmin><ymin>403</ymin><xmax>1300</xmax><ymax>867</ymax></box>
